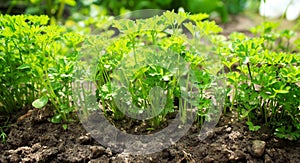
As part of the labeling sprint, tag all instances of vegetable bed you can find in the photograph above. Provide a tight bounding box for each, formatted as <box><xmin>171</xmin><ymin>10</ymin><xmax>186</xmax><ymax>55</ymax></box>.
<box><xmin>1</xmin><ymin>10</ymin><xmax>300</xmax><ymax>162</ymax></box>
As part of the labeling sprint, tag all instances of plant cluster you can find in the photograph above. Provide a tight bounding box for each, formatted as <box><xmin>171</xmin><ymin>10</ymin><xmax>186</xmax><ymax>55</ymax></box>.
<box><xmin>0</xmin><ymin>14</ymin><xmax>83</xmax><ymax>128</ymax></box>
<box><xmin>221</xmin><ymin>22</ymin><xmax>300</xmax><ymax>140</ymax></box>
<box><xmin>77</xmin><ymin>11</ymin><xmax>225</xmax><ymax>128</ymax></box>
<box><xmin>1</xmin><ymin>10</ymin><xmax>300</xmax><ymax>142</ymax></box>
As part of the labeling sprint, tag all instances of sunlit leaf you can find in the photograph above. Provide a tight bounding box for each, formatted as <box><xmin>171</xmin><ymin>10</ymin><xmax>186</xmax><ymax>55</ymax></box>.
<box><xmin>32</xmin><ymin>96</ymin><xmax>48</xmax><ymax>109</ymax></box>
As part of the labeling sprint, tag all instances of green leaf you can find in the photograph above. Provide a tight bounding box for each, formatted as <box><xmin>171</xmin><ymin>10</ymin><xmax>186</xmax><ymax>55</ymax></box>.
<box><xmin>32</xmin><ymin>96</ymin><xmax>48</xmax><ymax>109</ymax></box>
<box><xmin>246</xmin><ymin>121</ymin><xmax>261</xmax><ymax>131</ymax></box>
<box><xmin>30</xmin><ymin>0</ymin><xmax>40</xmax><ymax>4</ymax></box>
<box><xmin>17</xmin><ymin>64</ymin><xmax>31</xmax><ymax>70</ymax></box>
<box><xmin>62</xmin><ymin>124</ymin><xmax>68</xmax><ymax>130</ymax></box>
<box><xmin>50</xmin><ymin>114</ymin><xmax>62</xmax><ymax>123</ymax></box>
<box><xmin>183</xmin><ymin>22</ymin><xmax>197</xmax><ymax>36</ymax></box>
<box><xmin>189</xmin><ymin>13</ymin><xmax>209</xmax><ymax>22</ymax></box>
<box><xmin>64</xmin><ymin>0</ymin><xmax>76</xmax><ymax>6</ymax></box>
<box><xmin>147</xmin><ymin>128</ymin><xmax>155</xmax><ymax>131</ymax></box>
<box><xmin>60</xmin><ymin>105</ymin><xmax>74</xmax><ymax>114</ymax></box>
<box><xmin>273</xmin><ymin>86</ymin><xmax>290</xmax><ymax>94</ymax></box>
<box><xmin>25</xmin><ymin>7</ymin><xmax>41</xmax><ymax>14</ymax></box>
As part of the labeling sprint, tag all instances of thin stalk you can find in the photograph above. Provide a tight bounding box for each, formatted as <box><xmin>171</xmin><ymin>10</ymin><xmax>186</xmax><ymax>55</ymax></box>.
<box><xmin>56</xmin><ymin>0</ymin><xmax>65</xmax><ymax>21</ymax></box>
<box><xmin>231</xmin><ymin>84</ymin><xmax>238</xmax><ymax>118</ymax></box>
<box><xmin>46</xmin><ymin>0</ymin><xmax>53</xmax><ymax>18</ymax></box>
<box><xmin>151</xmin><ymin>31</ymin><xmax>157</xmax><ymax>45</ymax></box>
<box><xmin>261</xmin><ymin>98</ymin><xmax>267</xmax><ymax>123</ymax></box>
<box><xmin>5</xmin><ymin>0</ymin><xmax>16</xmax><ymax>14</ymax></box>
<box><xmin>181</xmin><ymin>72</ymin><xmax>190</xmax><ymax>124</ymax></box>
<box><xmin>247</xmin><ymin>63</ymin><xmax>255</xmax><ymax>91</ymax></box>
<box><xmin>286</xmin><ymin>38</ymin><xmax>290</xmax><ymax>52</ymax></box>
<box><xmin>78</xmin><ymin>82</ymin><xmax>87</xmax><ymax>118</ymax></box>
<box><xmin>279</xmin><ymin>106</ymin><xmax>285</xmax><ymax>121</ymax></box>
<box><xmin>138</xmin><ymin>78</ymin><xmax>147</xmax><ymax>112</ymax></box>
<box><xmin>41</xmin><ymin>44</ymin><xmax>66</xmax><ymax>121</ymax></box>
<box><xmin>270</xmin><ymin>100</ymin><xmax>277</xmax><ymax>123</ymax></box>
<box><xmin>266</xmin><ymin>99</ymin><xmax>272</xmax><ymax>124</ymax></box>
<box><xmin>129</xmin><ymin>35</ymin><xmax>137</xmax><ymax>65</ymax></box>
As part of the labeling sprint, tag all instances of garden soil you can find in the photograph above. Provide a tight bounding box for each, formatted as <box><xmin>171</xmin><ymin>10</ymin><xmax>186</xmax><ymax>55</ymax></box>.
<box><xmin>1</xmin><ymin>104</ymin><xmax>300</xmax><ymax>163</ymax></box>
<box><xmin>1</xmin><ymin>15</ymin><xmax>300</xmax><ymax>163</ymax></box>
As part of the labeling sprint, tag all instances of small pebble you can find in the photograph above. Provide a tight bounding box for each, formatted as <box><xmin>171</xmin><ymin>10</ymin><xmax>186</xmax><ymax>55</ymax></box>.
<box><xmin>76</xmin><ymin>134</ymin><xmax>91</xmax><ymax>144</ymax></box>
<box><xmin>251</xmin><ymin>140</ymin><xmax>266</xmax><ymax>157</ymax></box>
<box><xmin>90</xmin><ymin>146</ymin><xmax>106</xmax><ymax>159</ymax></box>
<box><xmin>225</xmin><ymin>127</ymin><xmax>232</xmax><ymax>133</ymax></box>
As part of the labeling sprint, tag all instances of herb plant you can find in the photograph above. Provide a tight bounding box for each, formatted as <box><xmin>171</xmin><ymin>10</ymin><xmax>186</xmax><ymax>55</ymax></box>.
<box><xmin>221</xmin><ymin>22</ymin><xmax>300</xmax><ymax>140</ymax></box>
<box><xmin>0</xmin><ymin>14</ymin><xmax>83</xmax><ymax>127</ymax></box>
<box><xmin>1</xmin><ymin>8</ymin><xmax>299</xmax><ymax>142</ymax></box>
<box><xmin>77</xmin><ymin>11</ymin><xmax>224</xmax><ymax>129</ymax></box>
<box><xmin>0</xmin><ymin>118</ymin><xmax>9</xmax><ymax>143</ymax></box>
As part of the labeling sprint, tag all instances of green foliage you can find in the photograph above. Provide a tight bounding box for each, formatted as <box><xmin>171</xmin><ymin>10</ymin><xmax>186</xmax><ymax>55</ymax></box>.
<box><xmin>95</xmin><ymin>0</ymin><xmax>174</xmax><ymax>15</ymax></box>
<box><xmin>84</xmin><ymin>11</ymin><xmax>223</xmax><ymax>128</ymax></box>
<box><xmin>0</xmin><ymin>15</ymin><xmax>83</xmax><ymax>124</ymax></box>
<box><xmin>0</xmin><ymin>118</ymin><xmax>9</xmax><ymax>143</ymax></box>
<box><xmin>94</xmin><ymin>0</ymin><xmax>248</xmax><ymax>22</ymax></box>
<box><xmin>1</xmin><ymin>8</ymin><xmax>299</xmax><ymax>141</ymax></box>
<box><xmin>3</xmin><ymin>0</ymin><xmax>76</xmax><ymax>23</ymax></box>
<box><xmin>224</xmin><ymin>0</ymin><xmax>248</xmax><ymax>15</ymax></box>
<box><xmin>1</xmin><ymin>0</ymin><xmax>250</xmax><ymax>24</ymax></box>
<box><xmin>246</xmin><ymin>121</ymin><xmax>261</xmax><ymax>131</ymax></box>
<box><xmin>250</xmin><ymin>22</ymin><xmax>297</xmax><ymax>53</ymax></box>
<box><xmin>184</xmin><ymin>0</ymin><xmax>229</xmax><ymax>22</ymax></box>
<box><xmin>221</xmin><ymin>22</ymin><xmax>300</xmax><ymax>140</ymax></box>
<box><xmin>275</xmin><ymin>126</ymin><xmax>300</xmax><ymax>141</ymax></box>
<box><xmin>32</xmin><ymin>96</ymin><xmax>49</xmax><ymax>109</ymax></box>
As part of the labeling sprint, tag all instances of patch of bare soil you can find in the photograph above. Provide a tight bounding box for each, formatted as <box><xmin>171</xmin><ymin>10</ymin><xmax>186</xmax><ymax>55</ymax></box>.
<box><xmin>220</xmin><ymin>14</ymin><xmax>256</xmax><ymax>36</ymax></box>
<box><xmin>220</xmin><ymin>13</ymin><xmax>299</xmax><ymax>36</ymax></box>
<box><xmin>0</xmin><ymin>105</ymin><xmax>300</xmax><ymax>163</ymax></box>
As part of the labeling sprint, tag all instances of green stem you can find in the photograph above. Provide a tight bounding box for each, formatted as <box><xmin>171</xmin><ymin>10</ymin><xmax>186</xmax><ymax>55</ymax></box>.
<box><xmin>130</xmin><ymin>35</ymin><xmax>137</xmax><ymax>65</ymax></box>
<box><xmin>261</xmin><ymin>98</ymin><xmax>267</xmax><ymax>123</ymax></box>
<box><xmin>286</xmin><ymin>38</ymin><xmax>290</xmax><ymax>52</ymax></box>
<box><xmin>41</xmin><ymin>44</ymin><xmax>66</xmax><ymax>121</ymax></box>
<box><xmin>6</xmin><ymin>0</ymin><xmax>17</xmax><ymax>14</ymax></box>
<box><xmin>231</xmin><ymin>84</ymin><xmax>237</xmax><ymax>111</ymax></box>
<box><xmin>57</xmin><ymin>0</ymin><xmax>65</xmax><ymax>21</ymax></box>
<box><xmin>181</xmin><ymin>72</ymin><xmax>189</xmax><ymax>124</ymax></box>
<box><xmin>151</xmin><ymin>31</ymin><xmax>157</xmax><ymax>45</ymax></box>
<box><xmin>46</xmin><ymin>0</ymin><xmax>53</xmax><ymax>18</ymax></box>
<box><xmin>247</xmin><ymin>63</ymin><xmax>255</xmax><ymax>91</ymax></box>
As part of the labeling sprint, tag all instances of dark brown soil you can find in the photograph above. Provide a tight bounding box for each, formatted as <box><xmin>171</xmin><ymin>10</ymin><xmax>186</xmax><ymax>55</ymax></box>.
<box><xmin>0</xmin><ymin>105</ymin><xmax>300</xmax><ymax>163</ymax></box>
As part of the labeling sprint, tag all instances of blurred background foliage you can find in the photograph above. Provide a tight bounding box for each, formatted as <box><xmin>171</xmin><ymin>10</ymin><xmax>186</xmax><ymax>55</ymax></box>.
<box><xmin>0</xmin><ymin>0</ymin><xmax>259</xmax><ymax>23</ymax></box>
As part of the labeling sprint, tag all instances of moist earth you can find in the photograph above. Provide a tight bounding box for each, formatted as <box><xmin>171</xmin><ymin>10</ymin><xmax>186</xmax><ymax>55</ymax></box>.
<box><xmin>0</xmin><ymin>106</ymin><xmax>300</xmax><ymax>163</ymax></box>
